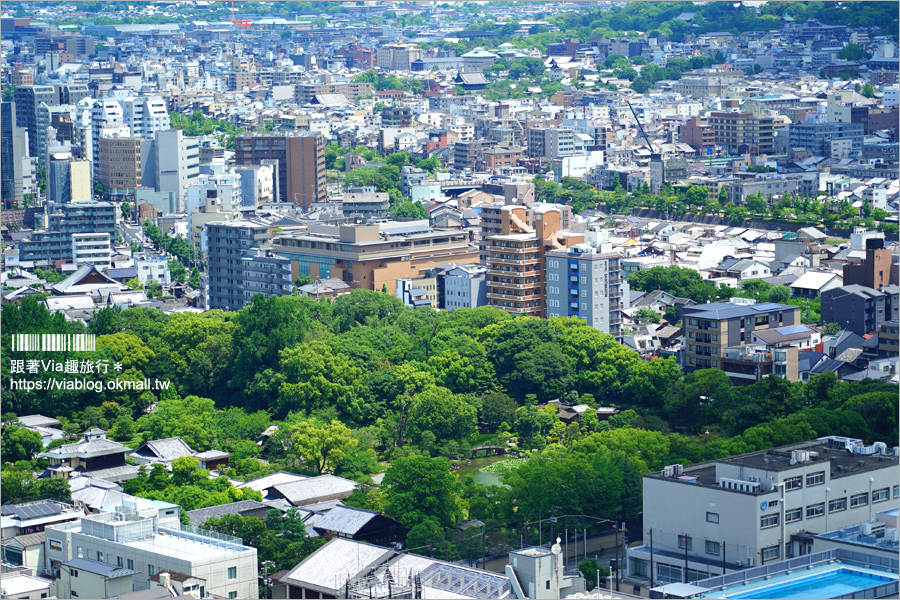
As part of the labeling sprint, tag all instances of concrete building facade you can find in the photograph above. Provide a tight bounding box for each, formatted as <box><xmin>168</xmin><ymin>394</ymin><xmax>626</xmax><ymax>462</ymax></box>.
<box><xmin>234</xmin><ymin>133</ymin><xmax>325</xmax><ymax>210</ymax></box>
<box><xmin>682</xmin><ymin>301</ymin><xmax>801</xmax><ymax>373</ymax></box>
<box><xmin>545</xmin><ymin>245</ymin><xmax>628</xmax><ymax>340</ymax></box>
<box><xmin>627</xmin><ymin>437</ymin><xmax>900</xmax><ymax>585</ymax></box>
<box><xmin>272</xmin><ymin>221</ymin><xmax>477</xmax><ymax>294</ymax></box>
<box><xmin>46</xmin><ymin>505</ymin><xmax>258</xmax><ymax>599</ymax></box>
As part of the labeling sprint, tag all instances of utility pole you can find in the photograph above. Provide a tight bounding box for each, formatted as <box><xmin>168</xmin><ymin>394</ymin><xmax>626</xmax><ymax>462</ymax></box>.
<box><xmin>615</xmin><ymin>523</ymin><xmax>620</xmax><ymax>592</ymax></box>
<box><xmin>648</xmin><ymin>528</ymin><xmax>654</xmax><ymax>590</ymax></box>
<box><xmin>722</xmin><ymin>542</ymin><xmax>726</xmax><ymax>576</ymax></box>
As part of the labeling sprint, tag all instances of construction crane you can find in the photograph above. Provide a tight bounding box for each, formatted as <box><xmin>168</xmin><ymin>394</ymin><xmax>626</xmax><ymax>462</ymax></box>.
<box><xmin>625</xmin><ymin>98</ymin><xmax>654</xmax><ymax>157</ymax></box>
<box><xmin>231</xmin><ymin>0</ymin><xmax>251</xmax><ymax>30</ymax></box>
<box><xmin>625</xmin><ymin>97</ymin><xmax>664</xmax><ymax>190</ymax></box>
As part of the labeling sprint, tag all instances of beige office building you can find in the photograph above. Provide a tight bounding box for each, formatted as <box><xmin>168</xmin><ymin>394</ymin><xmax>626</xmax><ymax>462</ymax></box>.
<box><xmin>272</xmin><ymin>220</ymin><xmax>477</xmax><ymax>294</ymax></box>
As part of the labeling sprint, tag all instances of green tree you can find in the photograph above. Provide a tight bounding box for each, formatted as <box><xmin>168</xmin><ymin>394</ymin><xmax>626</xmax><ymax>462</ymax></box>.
<box><xmin>406</xmin><ymin>517</ymin><xmax>446</xmax><ymax>555</ymax></box>
<box><xmin>837</xmin><ymin>42</ymin><xmax>871</xmax><ymax>62</ymax></box>
<box><xmin>406</xmin><ymin>386</ymin><xmax>477</xmax><ymax>446</ymax></box>
<box><xmin>861</xmin><ymin>82</ymin><xmax>875</xmax><ymax>99</ymax></box>
<box><xmin>290</xmin><ymin>419</ymin><xmax>358</xmax><ymax>474</ymax></box>
<box><xmin>480</xmin><ymin>392</ymin><xmax>518</xmax><ymax>431</ymax></box>
<box><xmin>1</xmin><ymin>425</ymin><xmax>43</xmax><ymax>463</ymax></box>
<box><xmin>767</xmin><ymin>284</ymin><xmax>791</xmax><ymax>303</ymax></box>
<box><xmin>276</xmin><ymin>341</ymin><xmax>368</xmax><ymax>422</ymax></box>
<box><xmin>579</xmin><ymin>558</ymin><xmax>609</xmax><ymax>589</ymax></box>
<box><xmin>745</xmin><ymin>193</ymin><xmax>768</xmax><ymax>216</ymax></box>
<box><xmin>383</xmin><ymin>455</ymin><xmax>463</xmax><ymax>528</ymax></box>
<box><xmin>633</xmin><ymin>307</ymin><xmax>661</xmax><ymax>324</ymax></box>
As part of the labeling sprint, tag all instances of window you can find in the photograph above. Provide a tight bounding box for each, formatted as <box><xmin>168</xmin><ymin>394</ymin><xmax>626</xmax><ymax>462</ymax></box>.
<box><xmin>760</xmin><ymin>514</ymin><xmax>779</xmax><ymax>529</ymax></box>
<box><xmin>806</xmin><ymin>503</ymin><xmax>824</xmax><ymax>518</ymax></box>
<box><xmin>71</xmin><ymin>570</ymin><xmax>79</xmax><ymax>578</ymax></box>
<box><xmin>784</xmin><ymin>508</ymin><xmax>803</xmax><ymax>523</ymax></box>
<box><xmin>228</xmin><ymin>567</ymin><xmax>237</xmax><ymax>580</ymax></box>
<box><xmin>851</xmin><ymin>493</ymin><xmax>868</xmax><ymax>507</ymax></box>
<box><xmin>762</xmin><ymin>546</ymin><xmax>780</xmax><ymax>561</ymax></box>
<box><xmin>49</xmin><ymin>539</ymin><xmax>62</xmax><ymax>551</ymax></box>
<box><xmin>229</xmin><ymin>594</ymin><xmax>238</xmax><ymax>599</ymax></box>
<box><xmin>148</xmin><ymin>565</ymin><xmax>155</xmax><ymax>577</ymax></box>
<box><xmin>806</xmin><ymin>471</ymin><xmax>825</xmax><ymax>487</ymax></box>
<box><xmin>127</xmin><ymin>559</ymin><xmax>134</xmax><ymax>570</ymax></box>
<box><xmin>96</xmin><ymin>551</ymin><xmax>103</xmax><ymax>562</ymax></box>
<box><xmin>678</xmin><ymin>535</ymin><xmax>692</xmax><ymax>551</ymax></box>
<box><xmin>705</xmin><ymin>540</ymin><xmax>720</xmax><ymax>555</ymax></box>
<box><xmin>785</xmin><ymin>476</ymin><xmax>803</xmax><ymax>491</ymax></box>
<box><xmin>546</xmin><ymin>581</ymin><xmax>550</xmax><ymax>590</ymax></box>
<box><xmin>873</xmin><ymin>488</ymin><xmax>889</xmax><ymax>503</ymax></box>
<box><xmin>706</xmin><ymin>512</ymin><xmax>719</xmax><ymax>523</ymax></box>
<box><xmin>828</xmin><ymin>498</ymin><xmax>847</xmax><ymax>513</ymax></box>
<box><xmin>893</xmin><ymin>485</ymin><xmax>899</xmax><ymax>499</ymax></box>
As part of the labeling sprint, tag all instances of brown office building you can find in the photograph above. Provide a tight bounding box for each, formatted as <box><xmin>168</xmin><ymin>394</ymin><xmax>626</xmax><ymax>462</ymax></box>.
<box><xmin>486</xmin><ymin>204</ymin><xmax>583</xmax><ymax>317</ymax></box>
<box><xmin>98</xmin><ymin>136</ymin><xmax>142</xmax><ymax>191</ymax></box>
<box><xmin>271</xmin><ymin>221</ymin><xmax>478</xmax><ymax>294</ymax></box>
<box><xmin>843</xmin><ymin>238</ymin><xmax>899</xmax><ymax>290</ymax></box>
<box><xmin>708</xmin><ymin>112</ymin><xmax>775</xmax><ymax>155</ymax></box>
<box><xmin>679</xmin><ymin>116</ymin><xmax>715</xmax><ymax>153</ymax></box>
<box><xmin>234</xmin><ymin>133</ymin><xmax>325</xmax><ymax>210</ymax></box>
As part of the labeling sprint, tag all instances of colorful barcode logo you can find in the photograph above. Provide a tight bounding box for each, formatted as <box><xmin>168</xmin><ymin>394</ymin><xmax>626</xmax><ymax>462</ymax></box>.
<box><xmin>12</xmin><ymin>334</ymin><xmax>96</xmax><ymax>352</ymax></box>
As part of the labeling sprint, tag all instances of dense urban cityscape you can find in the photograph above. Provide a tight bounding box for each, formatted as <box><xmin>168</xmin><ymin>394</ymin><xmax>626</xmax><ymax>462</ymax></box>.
<box><xmin>0</xmin><ymin>1</ymin><xmax>898</xmax><ymax>599</ymax></box>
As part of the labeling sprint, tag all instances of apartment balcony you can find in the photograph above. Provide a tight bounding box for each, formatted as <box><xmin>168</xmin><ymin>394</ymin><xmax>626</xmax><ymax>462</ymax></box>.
<box><xmin>609</xmin><ymin>277</ymin><xmax>623</xmax><ymax>285</ymax></box>
<box><xmin>490</xmin><ymin>256</ymin><xmax>540</xmax><ymax>268</ymax></box>
<box><xmin>609</xmin><ymin>317</ymin><xmax>623</xmax><ymax>325</ymax></box>
<box><xmin>609</xmin><ymin>290</ymin><xmax>623</xmax><ymax>298</ymax></box>
<box><xmin>487</xmin><ymin>291</ymin><xmax>541</xmax><ymax>302</ymax></box>
<box><xmin>489</xmin><ymin>265</ymin><xmax>538</xmax><ymax>277</ymax></box>
<box><xmin>490</xmin><ymin>280</ymin><xmax>538</xmax><ymax>290</ymax></box>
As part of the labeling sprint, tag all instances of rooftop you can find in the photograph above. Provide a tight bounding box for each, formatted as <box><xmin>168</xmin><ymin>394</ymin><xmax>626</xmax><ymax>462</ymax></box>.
<box><xmin>645</xmin><ymin>437</ymin><xmax>898</xmax><ymax>495</ymax></box>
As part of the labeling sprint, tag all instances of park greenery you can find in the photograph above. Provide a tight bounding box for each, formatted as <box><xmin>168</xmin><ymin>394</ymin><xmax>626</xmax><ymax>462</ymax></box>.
<box><xmin>2</xmin><ymin>292</ymin><xmax>896</xmax><ymax>561</ymax></box>
<box><xmin>533</xmin><ymin>175</ymin><xmax>896</xmax><ymax>234</ymax></box>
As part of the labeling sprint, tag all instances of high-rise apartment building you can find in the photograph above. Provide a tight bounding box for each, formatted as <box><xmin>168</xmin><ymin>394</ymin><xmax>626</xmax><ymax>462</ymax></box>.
<box><xmin>206</xmin><ymin>220</ymin><xmax>292</xmax><ymax>310</ymax></box>
<box><xmin>788</xmin><ymin>122</ymin><xmax>864</xmax><ymax>158</ymax></box>
<box><xmin>486</xmin><ymin>204</ymin><xmax>584</xmax><ymax>317</ymax></box>
<box><xmin>526</xmin><ymin>127</ymin><xmax>575</xmax><ymax>160</ymax></box>
<box><xmin>121</xmin><ymin>96</ymin><xmax>170</xmax><ymax>140</ymax></box>
<box><xmin>144</xmin><ymin>129</ymin><xmax>201</xmax><ymax>213</ymax></box>
<box><xmin>1</xmin><ymin>101</ymin><xmax>31</xmax><ymax>208</ymax></box>
<box><xmin>233</xmin><ymin>133</ymin><xmax>325</xmax><ymax>209</ymax></box>
<box><xmin>20</xmin><ymin>202</ymin><xmax>116</xmax><ymax>262</ymax></box>
<box><xmin>545</xmin><ymin>245</ymin><xmax>629</xmax><ymax>339</ymax></box>
<box><xmin>376</xmin><ymin>43</ymin><xmax>423</xmax><ymax>70</ymax></box>
<box><xmin>47</xmin><ymin>154</ymin><xmax>92</xmax><ymax>204</ymax></box>
<box><xmin>91</xmin><ymin>98</ymin><xmax>126</xmax><ymax>169</ymax></box>
<box><xmin>708</xmin><ymin>111</ymin><xmax>776</xmax><ymax>155</ymax></box>
<box><xmin>14</xmin><ymin>85</ymin><xmax>58</xmax><ymax>157</ymax></box>
<box><xmin>98</xmin><ymin>135</ymin><xmax>142</xmax><ymax>193</ymax></box>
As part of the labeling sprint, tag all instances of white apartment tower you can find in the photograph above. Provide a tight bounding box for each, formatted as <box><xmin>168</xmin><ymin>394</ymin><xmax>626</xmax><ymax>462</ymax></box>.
<box><xmin>122</xmin><ymin>96</ymin><xmax>170</xmax><ymax>140</ymax></box>
<box><xmin>91</xmin><ymin>98</ymin><xmax>126</xmax><ymax>169</ymax></box>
